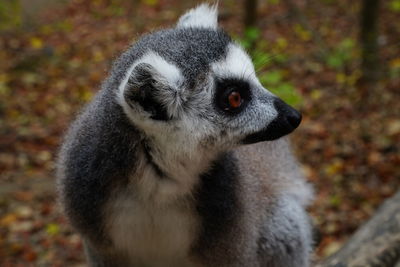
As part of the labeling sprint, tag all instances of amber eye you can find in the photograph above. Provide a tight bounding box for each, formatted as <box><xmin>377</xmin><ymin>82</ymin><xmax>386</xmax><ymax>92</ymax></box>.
<box><xmin>215</xmin><ymin>79</ymin><xmax>250</xmax><ymax>114</ymax></box>
<box><xmin>228</xmin><ymin>91</ymin><xmax>242</xmax><ymax>109</ymax></box>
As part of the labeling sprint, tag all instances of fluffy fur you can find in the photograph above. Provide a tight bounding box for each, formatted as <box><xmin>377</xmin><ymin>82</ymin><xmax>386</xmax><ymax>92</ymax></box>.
<box><xmin>57</xmin><ymin>4</ymin><xmax>313</xmax><ymax>267</ymax></box>
<box><xmin>177</xmin><ymin>3</ymin><xmax>218</xmax><ymax>29</ymax></box>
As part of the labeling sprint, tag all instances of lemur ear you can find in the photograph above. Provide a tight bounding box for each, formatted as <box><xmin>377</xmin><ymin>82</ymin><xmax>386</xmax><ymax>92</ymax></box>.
<box><xmin>177</xmin><ymin>3</ymin><xmax>218</xmax><ymax>29</ymax></box>
<box><xmin>119</xmin><ymin>53</ymin><xmax>184</xmax><ymax>121</ymax></box>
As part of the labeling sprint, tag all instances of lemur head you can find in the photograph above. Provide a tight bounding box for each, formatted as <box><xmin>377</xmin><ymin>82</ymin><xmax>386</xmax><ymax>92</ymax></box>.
<box><xmin>116</xmin><ymin>4</ymin><xmax>301</xmax><ymax>155</ymax></box>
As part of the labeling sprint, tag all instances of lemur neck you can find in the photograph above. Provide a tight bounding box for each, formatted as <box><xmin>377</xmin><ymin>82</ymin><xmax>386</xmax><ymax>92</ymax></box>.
<box><xmin>140</xmin><ymin>138</ymin><xmax>218</xmax><ymax>201</ymax></box>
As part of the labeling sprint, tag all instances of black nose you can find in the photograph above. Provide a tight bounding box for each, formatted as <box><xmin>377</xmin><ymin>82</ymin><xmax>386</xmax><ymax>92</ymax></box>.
<box><xmin>273</xmin><ymin>98</ymin><xmax>302</xmax><ymax>130</ymax></box>
<box><xmin>242</xmin><ymin>98</ymin><xmax>302</xmax><ymax>144</ymax></box>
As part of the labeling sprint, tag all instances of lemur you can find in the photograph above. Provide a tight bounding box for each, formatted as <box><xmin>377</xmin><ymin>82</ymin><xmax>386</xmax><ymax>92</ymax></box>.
<box><xmin>57</xmin><ymin>4</ymin><xmax>314</xmax><ymax>267</ymax></box>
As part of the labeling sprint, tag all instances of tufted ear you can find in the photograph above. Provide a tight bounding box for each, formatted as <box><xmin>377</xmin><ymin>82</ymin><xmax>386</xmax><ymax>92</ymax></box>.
<box><xmin>118</xmin><ymin>52</ymin><xmax>184</xmax><ymax>121</ymax></box>
<box><xmin>177</xmin><ymin>3</ymin><xmax>218</xmax><ymax>29</ymax></box>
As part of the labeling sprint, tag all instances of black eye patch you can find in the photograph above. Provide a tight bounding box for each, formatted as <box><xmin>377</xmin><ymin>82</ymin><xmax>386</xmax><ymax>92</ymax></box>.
<box><xmin>214</xmin><ymin>78</ymin><xmax>251</xmax><ymax>115</ymax></box>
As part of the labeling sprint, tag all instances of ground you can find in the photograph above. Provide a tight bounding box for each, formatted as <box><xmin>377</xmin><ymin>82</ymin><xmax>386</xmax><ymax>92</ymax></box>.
<box><xmin>0</xmin><ymin>0</ymin><xmax>399</xmax><ymax>265</ymax></box>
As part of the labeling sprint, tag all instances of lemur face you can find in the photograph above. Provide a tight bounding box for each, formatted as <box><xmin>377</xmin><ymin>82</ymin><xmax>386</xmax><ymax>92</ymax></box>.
<box><xmin>117</xmin><ymin>4</ymin><xmax>301</xmax><ymax>151</ymax></box>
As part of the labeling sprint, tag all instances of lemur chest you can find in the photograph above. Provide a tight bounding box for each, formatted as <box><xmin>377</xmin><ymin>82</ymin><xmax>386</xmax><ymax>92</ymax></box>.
<box><xmin>105</xmin><ymin>169</ymin><xmax>200</xmax><ymax>266</ymax></box>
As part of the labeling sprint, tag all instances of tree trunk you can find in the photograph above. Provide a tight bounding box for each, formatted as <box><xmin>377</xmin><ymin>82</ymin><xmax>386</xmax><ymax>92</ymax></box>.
<box><xmin>243</xmin><ymin>0</ymin><xmax>258</xmax><ymax>52</ymax></box>
<box><xmin>244</xmin><ymin>0</ymin><xmax>257</xmax><ymax>30</ymax></box>
<box><xmin>359</xmin><ymin>0</ymin><xmax>381</xmax><ymax>100</ymax></box>
<box><xmin>319</xmin><ymin>191</ymin><xmax>400</xmax><ymax>267</ymax></box>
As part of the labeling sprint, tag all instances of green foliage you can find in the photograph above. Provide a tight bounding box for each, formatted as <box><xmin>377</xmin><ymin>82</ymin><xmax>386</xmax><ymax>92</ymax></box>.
<box><xmin>238</xmin><ymin>30</ymin><xmax>288</xmax><ymax>69</ymax></box>
<box><xmin>293</xmin><ymin>24</ymin><xmax>311</xmax><ymax>41</ymax></box>
<box><xmin>260</xmin><ymin>70</ymin><xmax>282</xmax><ymax>84</ymax></box>
<box><xmin>389</xmin><ymin>0</ymin><xmax>400</xmax><ymax>12</ymax></box>
<box><xmin>267</xmin><ymin>0</ymin><xmax>280</xmax><ymax>5</ymax></box>
<box><xmin>329</xmin><ymin>194</ymin><xmax>342</xmax><ymax>207</ymax></box>
<box><xmin>240</xmin><ymin>27</ymin><xmax>260</xmax><ymax>50</ymax></box>
<box><xmin>46</xmin><ymin>223</ymin><xmax>60</xmax><ymax>236</ymax></box>
<box><xmin>108</xmin><ymin>5</ymin><xmax>125</xmax><ymax>16</ymax></box>
<box><xmin>325</xmin><ymin>38</ymin><xmax>355</xmax><ymax>69</ymax></box>
<box><xmin>142</xmin><ymin>0</ymin><xmax>158</xmax><ymax>6</ymax></box>
<box><xmin>0</xmin><ymin>0</ymin><xmax>21</xmax><ymax>31</ymax></box>
<box><xmin>252</xmin><ymin>50</ymin><xmax>273</xmax><ymax>69</ymax></box>
<box><xmin>389</xmin><ymin>58</ymin><xmax>400</xmax><ymax>79</ymax></box>
<box><xmin>259</xmin><ymin>70</ymin><xmax>303</xmax><ymax>107</ymax></box>
<box><xmin>237</xmin><ymin>27</ymin><xmax>301</xmax><ymax>107</ymax></box>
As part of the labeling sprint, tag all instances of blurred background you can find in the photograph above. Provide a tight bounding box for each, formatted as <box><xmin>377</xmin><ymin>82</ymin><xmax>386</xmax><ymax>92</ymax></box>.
<box><xmin>0</xmin><ymin>0</ymin><xmax>399</xmax><ymax>265</ymax></box>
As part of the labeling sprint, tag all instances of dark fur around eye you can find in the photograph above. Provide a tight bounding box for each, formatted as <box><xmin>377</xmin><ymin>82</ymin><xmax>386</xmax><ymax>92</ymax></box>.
<box><xmin>214</xmin><ymin>78</ymin><xmax>251</xmax><ymax>115</ymax></box>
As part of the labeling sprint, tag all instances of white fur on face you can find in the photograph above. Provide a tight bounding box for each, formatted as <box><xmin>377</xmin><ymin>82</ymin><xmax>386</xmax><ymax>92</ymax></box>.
<box><xmin>177</xmin><ymin>3</ymin><xmax>218</xmax><ymax>29</ymax></box>
<box><xmin>211</xmin><ymin>44</ymin><xmax>258</xmax><ymax>82</ymax></box>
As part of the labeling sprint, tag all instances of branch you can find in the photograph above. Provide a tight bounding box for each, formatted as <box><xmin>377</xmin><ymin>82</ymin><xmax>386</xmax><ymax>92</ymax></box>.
<box><xmin>318</xmin><ymin>191</ymin><xmax>400</xmax><ymax>267</ymax></box>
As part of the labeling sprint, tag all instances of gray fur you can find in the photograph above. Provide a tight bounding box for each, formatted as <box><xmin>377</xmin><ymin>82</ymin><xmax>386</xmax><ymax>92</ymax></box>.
<box><xmin>57</xmin><ymin>4</ymin><xmax>313</xmax><ymax>267</ymax></box>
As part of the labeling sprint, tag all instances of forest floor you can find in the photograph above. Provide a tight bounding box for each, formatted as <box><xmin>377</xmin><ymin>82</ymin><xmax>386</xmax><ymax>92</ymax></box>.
<box><xmin>0</xmin><ymin>0</ymin><xmax>399</xmax><ymax>265</ymax></box>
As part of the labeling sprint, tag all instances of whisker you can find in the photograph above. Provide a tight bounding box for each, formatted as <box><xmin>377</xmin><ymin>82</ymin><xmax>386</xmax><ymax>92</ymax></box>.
<box><xmin>252</xmin><ymin>53</ymin><xmax>281</xmax><ymax>75</ymax></box>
